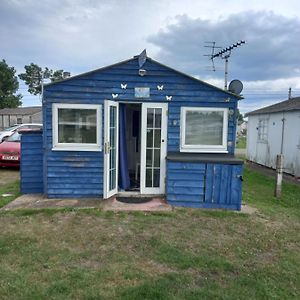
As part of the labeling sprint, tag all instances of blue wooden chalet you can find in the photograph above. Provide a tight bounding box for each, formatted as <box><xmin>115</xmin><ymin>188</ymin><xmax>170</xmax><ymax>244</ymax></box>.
<box><xmin>20</xmin><ymin>51</ymin><xmax>243</xmax><ymax>210</ymax></box>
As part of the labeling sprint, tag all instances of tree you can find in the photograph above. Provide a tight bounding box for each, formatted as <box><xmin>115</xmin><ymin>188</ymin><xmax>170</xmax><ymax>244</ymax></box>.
<box><xmin>236</xmin><ymin>109</ymin><xmax>244</xmax><ymax>123</ymax></box>
<box><xmin>18</xmin><ymin>63</ymin><xmax>65</xmax><ymax>95</ymax></box>
<box><xmin>0</xmin><ymin>60</ymin><xmax>22</xmax><ymax>109</ymax></box>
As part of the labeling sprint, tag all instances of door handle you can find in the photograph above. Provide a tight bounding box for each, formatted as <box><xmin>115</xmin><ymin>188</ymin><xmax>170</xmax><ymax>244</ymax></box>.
<box><xmin>105</xmin><ymin>142</ymin><xmax>110</xmax><ymax>154</ymax></box>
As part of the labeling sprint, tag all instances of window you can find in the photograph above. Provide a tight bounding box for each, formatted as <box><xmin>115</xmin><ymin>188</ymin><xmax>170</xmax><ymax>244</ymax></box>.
<box><xmin>17</xmin><ymin>117</ymin><xmax>22</xmax><ymax>124</ymax></box>
<box><xmin>7</xmin><ymin>131</ymin><xmax>21</xmax><ymax>142</ymax></box>
<box><xmin>258</xmin><ymin>119</ymin><xmax>268</xmax><ymax>142</ymax></box>
<box><xmin>27</xmin><ymin>125</ymin><xmax>42</xmax><ymax>130</ymax></box>
<box><xmin>180</xmin><ymin>107</ymin><xmax>228</xmax><ymax>152</ymax></box>
<box><xmin>52</xmin><ymin>103</ymin><xmax>102</xmax><ymax>151</ymax></box>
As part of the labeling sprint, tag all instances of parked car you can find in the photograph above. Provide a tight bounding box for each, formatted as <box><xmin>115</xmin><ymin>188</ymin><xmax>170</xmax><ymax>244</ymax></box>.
<box><xmin>0</xmin><ymin>123</ymin><xmax>42</xmax><ymax>143</ymax></box>
<box><xmin>0</xmin><ymin>128</ymin><xmax>41</xmax><ymax>168</ymax></box>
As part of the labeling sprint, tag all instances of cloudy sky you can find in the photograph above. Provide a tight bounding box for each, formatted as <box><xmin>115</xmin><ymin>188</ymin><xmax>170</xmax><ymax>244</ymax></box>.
<box><xmin>1</xmin><ymin>0</ymin><xmax>300</xmax><ymax>114</ymax></box>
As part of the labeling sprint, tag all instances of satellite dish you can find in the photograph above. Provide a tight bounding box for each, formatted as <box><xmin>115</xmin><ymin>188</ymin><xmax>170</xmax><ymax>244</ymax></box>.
<box><xmin>228</xmin><ymin>79</ymin><xmax>243</xmax><ymax>95</ymax></box>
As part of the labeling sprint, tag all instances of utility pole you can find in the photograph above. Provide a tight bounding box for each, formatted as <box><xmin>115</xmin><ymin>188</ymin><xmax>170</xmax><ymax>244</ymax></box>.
<box><xmin>275</xmin><ymin>113</ymin><xmax>285</xmax><ymax>198</ymax></box>
<box><xmin>40</xmin><ymin>71</ymin><xmax>44</xmax><ymax>103</ymax></box>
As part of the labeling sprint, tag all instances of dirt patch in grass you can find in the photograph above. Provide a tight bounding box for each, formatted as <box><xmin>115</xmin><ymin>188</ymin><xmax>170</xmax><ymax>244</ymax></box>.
<box><xmin>0</xmin><ymin>168</ymin><xmax>19</xmax><ymax>186</ymax></box>
<box><xmin>241</xmin><ymin>204</ymin><xmax>258</xmax><ymax>214</ymax></box>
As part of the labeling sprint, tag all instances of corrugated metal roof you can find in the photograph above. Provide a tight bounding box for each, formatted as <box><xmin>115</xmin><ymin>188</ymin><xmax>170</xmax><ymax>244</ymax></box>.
<box><xmin>0</xmin><ymin>106</ymin><xmax>42</xmax><ymax>115</ymax></box>
<box><xmin>245</xmin><ymin>97</ymin><xmax>300</xmax><ymax>117</ymax></box>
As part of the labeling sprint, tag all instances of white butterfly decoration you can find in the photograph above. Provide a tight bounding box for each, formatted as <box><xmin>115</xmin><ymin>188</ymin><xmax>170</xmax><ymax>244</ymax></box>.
<box><xmin>166</xmin><ymin>95</ymin><xmax>172</xmax><ymax>101</ymax></box>
<box><xmin>121</xmin><ymin>83</ymin><xmax>127</xmax><ymax>89</ymax></box>
<box><xmin>112</xmin><ymin>93</ymin><xmax>119</xmax><ymax>99</ymax></box>
<box><xmin>157</xmin><ymin>85</ymin><xmax>164</xmax><ymax>90</ymax></box>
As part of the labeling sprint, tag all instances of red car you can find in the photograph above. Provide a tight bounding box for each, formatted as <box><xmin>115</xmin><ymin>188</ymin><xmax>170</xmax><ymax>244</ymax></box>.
<box><xmin>0</xmin><ymin>129</ymin><xmax>40</xmax><ymax>168</ymax></box>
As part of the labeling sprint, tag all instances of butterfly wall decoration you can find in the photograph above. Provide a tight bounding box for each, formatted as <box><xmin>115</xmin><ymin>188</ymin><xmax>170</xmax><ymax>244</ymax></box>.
<box><xmin>157</xmin><ymin>85</ymin><xmax>164</xmax><ymax>90</ymax></box>
<box><xmin>121</xmin><ymin>83</ymin><xmax>127</xmax><ymax>89</ymax></box>
<box><xmin>112</xmin><ymin>94</ymin><xmax>119</xmax><ymax>99</ymax></box>
<box><xmin>166</xmin><ymin>95</ymin><xmax>172</xmax><ymax>101</ymax></box>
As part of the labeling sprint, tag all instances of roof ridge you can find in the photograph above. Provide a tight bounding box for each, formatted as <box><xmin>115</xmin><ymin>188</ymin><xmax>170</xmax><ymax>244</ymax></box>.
<box><xmin>43</xmin><ymin>54</ymin><xmax>242</xmax><ymax>99</ymax></box>
<box><xmin>245</xmin><ymin>97</ymin><xmax>300</xmax><ymax>116</ymax></box>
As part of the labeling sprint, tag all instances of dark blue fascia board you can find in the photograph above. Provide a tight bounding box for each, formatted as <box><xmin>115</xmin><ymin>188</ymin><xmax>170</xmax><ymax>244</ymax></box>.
<box><xmin>167</xmin><ymin>152</ymin><xmax>244</xmax><ymax>164</ymax></box>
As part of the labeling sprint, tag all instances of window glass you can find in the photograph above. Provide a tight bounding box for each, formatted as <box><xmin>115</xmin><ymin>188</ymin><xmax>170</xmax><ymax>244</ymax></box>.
<box><xmin>52</xmin><ymin>103</ymin><xmax>101</xmax><ymax>151</ymax></box>
<box><xmin>58</xmin><ymin>108</ymin><xmax>97</xmax><ymax>144</ymax></box>
<box><xmin>4</xmin><ymin>125</ymin><xmax>19</xmax><ymax>132</ymax></box>
<box><xmin>7</xmin><ymin>131</ymin><xmax>21</xmax><ymax>142</ymax></box>
<box><xmin>185</xmin><ymin>110</ymin><xmax>224</xmax><ymax>145</ymax></box>
<box><xmin>258</xmin><ymin>119</ymin><xmax>268</xmax><ymax>141</ymax></box>
<box><xmin>181</xmin><ymin>107</ymin><xmax>228</xmax><ymax>152</ymax></box>
<box><xmin>28</xmin><ymin>125</ymin><xmax>42</xmax><ymax>129</ymax></box>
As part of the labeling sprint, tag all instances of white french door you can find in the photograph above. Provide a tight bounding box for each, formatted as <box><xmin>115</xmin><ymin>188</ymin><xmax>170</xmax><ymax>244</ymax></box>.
<box><xmin>140</xmin><ymin>103</ymin><xmax>168</xmax><ymax>194</ymax></box>
<box><xmin>103</xmin><ymin>100</ymin><xmax>119</xmax><ymax>199</ymax></box>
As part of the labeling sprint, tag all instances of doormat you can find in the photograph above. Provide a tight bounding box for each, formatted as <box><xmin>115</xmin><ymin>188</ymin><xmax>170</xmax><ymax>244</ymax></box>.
<box><xmin>116</xmin><ymin>197</ymin><xmax>153</xmax><ymax>204</ymax></box>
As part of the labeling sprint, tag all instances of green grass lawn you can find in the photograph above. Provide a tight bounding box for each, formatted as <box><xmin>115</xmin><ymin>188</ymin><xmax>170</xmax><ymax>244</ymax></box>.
<box><xmin>0</xmin><ymin>180</ymin><xmax>20</xmax><ymax>209</ymax></box>
<box><xmin>236</xmin><ymin>136</ymin><xmax>247</xmax><ymax>149</ymax></box>
<box><xmin>0</xmin><ymin>167</ymin><xmax>299</xmax><ymax>299</ymax></box>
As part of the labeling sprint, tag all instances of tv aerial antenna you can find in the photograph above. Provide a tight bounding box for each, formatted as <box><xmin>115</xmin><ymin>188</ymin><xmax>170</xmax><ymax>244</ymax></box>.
<box><xmin>205</xmin><ymin>40</ymin><xmax>246</xmax><ymax>90</ymax></box>
<box><xmin>203</xmin><ymin>41</ymin><xmax>222</xmax><ymax>72</ymax></box>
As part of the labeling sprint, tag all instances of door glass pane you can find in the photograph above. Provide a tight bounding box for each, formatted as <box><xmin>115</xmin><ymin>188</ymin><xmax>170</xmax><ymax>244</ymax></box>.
<box><xmin>111</xmin><ymin>169</ymin><xmax>116</xmax><ymax>190</ymax></box>
<box><xmin>154</xmin><ymin>109</ymin><xmax>162</xmax><ymax>128</ymax></box>
<box><xmin>146</xmin><ymin>168</ymin><xmax>152</xmax><ymax>187</ymax></box>
<box><xmin>146</xmin><ymin>149</ymin><xmax>152</xmax><ymax>167</ymax></box>
<box><xmin>109</xmin><ymin>170</ymin><xmax>112</xmax><ymax>190</ymax></box>
<box><xmin>147</xmin><ymin>109</ymin><xmax>154</xmax><ymax>128</ymax></box>
<box><xmin>109</xmin><ymin>106</ymin><xmax>117</xmax><ymax>191</ymax></box>
<box><xmin>110</xmin><ymin>128</ymin><xmax>115</xmax><ymax>147</ymax></box>
<box><xmin>146</xmin><ymin>129</ymin><xmax>153</xmax><ymax>148</ymax></box>
<box><xmin>109</xmin><ymin>169</ymin><xmax>115</xmax><ymax>190</ymax></box>
<box><xmin>110</xmin><ymin>106</ymin><xmax>115</xmax><ymax>127</ymax></box>
<box><xmin>145</xmin><ymin>107</ymin><xmax>162</xmax><ymax>188</ymax></box>
<box><xmin>111</xmin><ymin>148</ymin><xmax>115</xmax><ymax>169</ymax></box>
<box><xmin>153</xmin><ymin>169</ymin><xmax>160</xmax><ymax>187</ymax></box>
<box><xmin>185</xmin><ymin>110</ymin><xmax>224</xmax><ymax>145</ymax></box>
<box><xmin>154</xmin><ymin>149</ymin><xmax>160</xmax><ymax>168</ymax></box>
<box><xmin>154</xmin><ymin>129</ymin><xmax>161</xmax><ymax>148</ymax></box>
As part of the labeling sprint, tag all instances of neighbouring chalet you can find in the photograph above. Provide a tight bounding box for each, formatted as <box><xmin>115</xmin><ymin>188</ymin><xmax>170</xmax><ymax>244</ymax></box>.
<box><xmin>0</xmin><ymin>106</ymin><xmax>42</xmax><ymax>130</ymax></box>
<box><xmin>246</xmin><ymin>97</ymin><xmax>300</xmax><ymax>178</ymax></box>
<box><xmin>20</xmin><ymin>52</ymin><xmax>244</xmax><ymax>210</ymax></box>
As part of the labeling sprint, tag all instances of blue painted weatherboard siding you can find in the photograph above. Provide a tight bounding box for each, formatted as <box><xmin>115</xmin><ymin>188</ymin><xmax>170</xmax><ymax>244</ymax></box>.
<box><xmin>46</xmin><ymin>152</ymin><xmax>103</xmax><ymax>198</ymax></box>
<box><xmin>21</xmin><ymin>132</ymin><xmax>44</xmax><ymax>194</ymax></box>
<box><xmin>167</xmin><ymin>161</ymin><xmax>242</xmax><ymax>210</ymax></box>
<box><xmin>43</xmin><ymin>56</ymin><xmax>240</xmax><ymax>199</ymax></box>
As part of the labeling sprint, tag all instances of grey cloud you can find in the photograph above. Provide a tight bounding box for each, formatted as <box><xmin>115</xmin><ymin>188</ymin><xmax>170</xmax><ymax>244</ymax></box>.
<box><xmin>0</xmin><ymin>0</ymin><xmax>162</xmax><ymax>73</ymax></box>
<box><xmin>148</xmin><ymin>11</ymin><xmax>300</xmax><ymax>81</ymax></box>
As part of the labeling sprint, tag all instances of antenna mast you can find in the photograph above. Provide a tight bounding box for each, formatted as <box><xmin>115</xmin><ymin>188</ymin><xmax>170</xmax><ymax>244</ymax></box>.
<box><xmin>210</xmin><ymin>40</ymin><xmax>246</xmax><ymax>90</ymax></box>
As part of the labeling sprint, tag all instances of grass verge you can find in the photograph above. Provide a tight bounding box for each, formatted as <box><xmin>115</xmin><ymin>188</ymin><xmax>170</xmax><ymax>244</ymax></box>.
<box><xmin>0</xmin><ymin>180</ymin><xmax>20</xmax><ymax>209</ymax></box>
<box><xmin>236</xmin><ymin>136</ymin><xmax>246</xmax><ymax>149</ymax></box>
<box><xmin>0</xmin><ymin>167</ymin><xmax>299</xmax><ymax>299</ymax></box>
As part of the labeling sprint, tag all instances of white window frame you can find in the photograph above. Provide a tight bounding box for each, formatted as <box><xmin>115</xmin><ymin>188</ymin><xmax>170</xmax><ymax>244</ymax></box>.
<box><xmin>52</xmin><ymin>103</ymin><xmax>102</xmax><ymax>151</ymax></box>
<box><xmin>257</xmin><ymin>118</ymin><xmax>268</xmax><ymax>142</ymax></box>
<box><xmin>180</xmin><ymin>107</ymin><xmax>228</xmax><ymax>153</ymax></box>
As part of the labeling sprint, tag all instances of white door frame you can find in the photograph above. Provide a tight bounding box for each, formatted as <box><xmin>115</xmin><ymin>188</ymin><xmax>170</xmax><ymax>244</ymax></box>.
<box><xmin>140</xmin><ymin>103</ymin><xmax>168</xmax><ymax>194</ymax></box>
<box><xmin>103</xmin><ymin>100</ymin><xmax>119</xmax><ymax>199</ymax></box>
